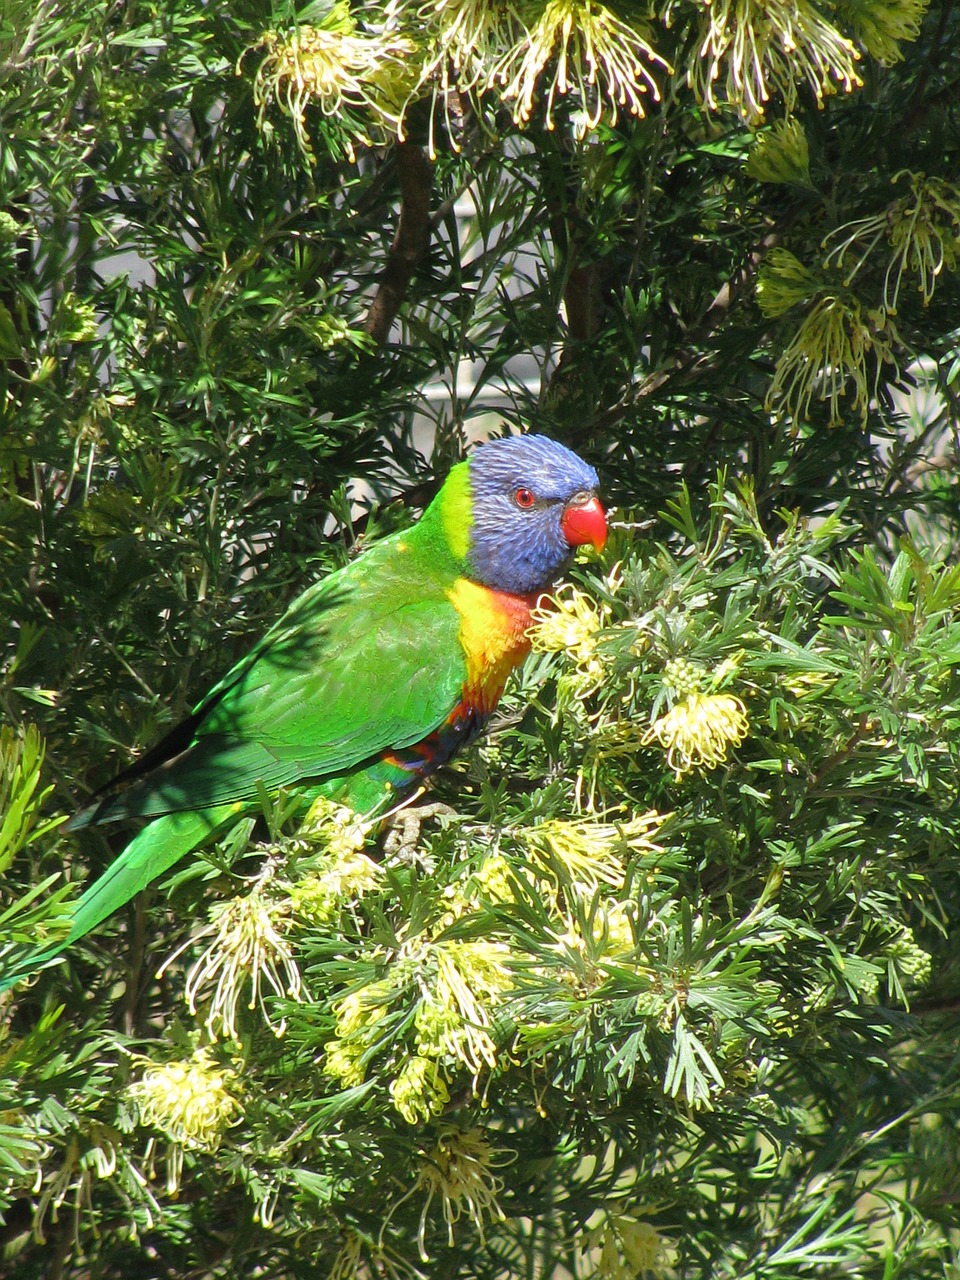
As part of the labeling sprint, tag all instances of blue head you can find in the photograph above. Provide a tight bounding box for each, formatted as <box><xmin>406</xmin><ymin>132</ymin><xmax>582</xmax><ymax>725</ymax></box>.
<box><xmin>464</xmin><ymin>435</ymin><xmax>606</xmax><ymax>595</ymax></box>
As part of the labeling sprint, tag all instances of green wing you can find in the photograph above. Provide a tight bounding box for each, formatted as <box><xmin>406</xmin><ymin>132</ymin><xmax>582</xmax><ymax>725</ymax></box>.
<box><xmin>83</xmin><ymin>534</ymin><xmax>466</xmax><ymax>823</ymax></box>
<box><xmin>0</xmin><ymin>532</ymin><xmax>469</xmax><ymax>993</ymax></box>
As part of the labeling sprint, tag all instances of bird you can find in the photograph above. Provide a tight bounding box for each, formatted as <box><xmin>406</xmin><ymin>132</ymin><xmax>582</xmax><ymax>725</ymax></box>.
<box><xmin>0</xmin><ymin>434</ymin><xmax>606</xmax><ymax>993</ymax></box>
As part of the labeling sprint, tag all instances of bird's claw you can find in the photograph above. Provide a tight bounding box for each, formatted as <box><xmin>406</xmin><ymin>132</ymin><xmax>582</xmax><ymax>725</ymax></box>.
<box><xmin>382</xmin><ymin>802</ymin><xmax>456</xmax><ymax>870</ymax></box>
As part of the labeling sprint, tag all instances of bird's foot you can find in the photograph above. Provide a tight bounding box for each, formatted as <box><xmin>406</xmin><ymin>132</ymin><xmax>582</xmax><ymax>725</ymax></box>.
<box><xmin>382</xmin><ymin>802</ymin><xmax>456</xmax><ymax>871</ymax></box>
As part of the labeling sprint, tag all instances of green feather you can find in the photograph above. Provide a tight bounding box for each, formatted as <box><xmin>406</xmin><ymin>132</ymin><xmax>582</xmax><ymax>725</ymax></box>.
<box><xmin>1</xmin><ymin>490</ymin><xmax>474</xmax><ymax>993</ymax></box>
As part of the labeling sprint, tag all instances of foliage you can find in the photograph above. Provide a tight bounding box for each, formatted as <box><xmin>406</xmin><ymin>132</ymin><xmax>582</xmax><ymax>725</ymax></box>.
<box><xmin>2</xmin><ymin>0</ymin><xmax>960</xmax><ymax>1276</ymax></box>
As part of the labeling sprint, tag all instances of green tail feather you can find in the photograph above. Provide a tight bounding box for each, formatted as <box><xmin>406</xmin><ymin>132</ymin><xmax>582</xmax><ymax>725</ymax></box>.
<box><xmin>0</xmin><ymin>805</ymin><xmax>240</xmax><ymax>995</ymax></box>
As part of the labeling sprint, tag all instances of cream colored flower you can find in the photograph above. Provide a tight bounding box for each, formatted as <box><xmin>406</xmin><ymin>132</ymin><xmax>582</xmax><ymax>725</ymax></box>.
<box><xmin>333</xmin><ymin>980</ymin><xmax>394</xmax><ymax>1038</ymax></box>
<box><xmin>765</xmin><ymin>291</ymin><xmax>900</xmax><ymax>425</ymax></box>
<box><xmin>389</xmin><ymin>0</ymin><xmax>517</xmax><ymax>89</ymax></box>
<box><xmin>465</xmin><ymin>853</ymin><xmax>517</xmax><ymax>905</ymax></box>
<box><xmin>491</xmin><ymin>0</ymin><xmax>669</xmax><ymax>133</ymax></box>
<box><xmin>323</xmin><ymin>978</ymin><xmax>397</xmax><ymax>1087</ymax></box>
<box><xmin>580</xmin><ymin>1209</ymin><xmax>677</xmax><ymax>1279</ymax></box>
<box><xmin>756</xmin><ymin>247</ymin><xmax>823</xmax><ymax>317</ymax></box>
<box><xmin>327</xmin><ymin>1229</ymin><xmax>418</xmax><ymax>1280</ymax></box>
<box><xmin>823</xmin><ymin>170</ymin><xmax>960</xmax><ymax>312</ymax></box>
<box><xmin>551</xmin><ymin>897</ymin><xmax>637</xmax><ymax>976</ymax></box>
<box><xmin>689</xmin><ymin>0</ymin><xmax>862</xmax><ymax>122</ymax></box>
<box><xmin>529</xmin><ymin>583</ymin><xmax>609</xmax><ymax>680</ymax></box>
<box><xmin>129</xmin><ymin>1048</ymin><xmax>241</xmax><ymax>1152</ymax></box>
<box><xmin>289</xmin><ymin>851</ymin><xmax>383</xmax><ymax>923</ymax></box>
<box><xmin>522</xmin><ymin>811</ymin><xmax>665</xmax><ymax>891</ymax></box>
<box><xmin>390</xmin><ymin>1054</ymin><xmax>451</xmax><ymax>1124</ymax></box>
<box><xmin>323</xmin><ymin>1037</ymin><xmax>368</xmax><ymax>1089</ymax></box>
<box><xmin>379</xmin><ymin>0</ymin><xmax>523</xmax><ymax>156</ymax></box>
<box><xmin>643</xmin><ymin>691</ymin><xmax>749</xmax><ymax>779</ymax></box>
<box><xmin>436</xmin><ymin>853</ymin><xmax>521</xmax><ymax>931</ymax></box>
<box><xmin>428</xmin><ymin>938</ymin><xmax>514</xmax><ymax>1074</ymax></box>
<box><xmin>413</xmin><ymin>1127</ymin><xmax>509</xmax><ymax>1258</ymax></box>
<box><xmin>837</xmin><ymin>0</ymin><xmax>929</xmax><ymax>64</ymax></box>
<box><xmin>745</xmin><ymin>117</ymin><xmax>814</xmax><ymax>189</ymax></box>
<box><xmin>301</xmin><ymin>794</ymin><xmax>369</xmax><ymax>855</ymax></box>
<box><xmin>250</xmin><ymin>4</ymin><xmax>414</xmax><ymax>154</ymax></box>
<box><xmin>168</xmin><ymin>871</ymin><xmax>302</xmax><ymax>1041</ymax></box>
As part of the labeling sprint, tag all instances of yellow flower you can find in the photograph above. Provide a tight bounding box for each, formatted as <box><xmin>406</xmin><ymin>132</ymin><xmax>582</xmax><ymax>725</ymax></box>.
<box><xmin>323</xmin><ymin>1038</ymin><xmax>368</xmax><ymax>1089</ymax></box>
<box><xmin>390</xmin><ymin>1054</ymin><xmax>451</xmax><ymax>1124</ymax></box>
<box><xmin>689</xmin><ymin>0</ymin><xmax>861</xmax><ymax>122</ymax></box>
<box><xmin>765</xmin><ymin>291</ymin><xmax>900</xmax><ymax>425</ymax></box>
<box><xmin>170</xmin><ymin>871</ymin><xmax>302</xmax><ymax>1041</ymax></box>
<box><xmin>837</xmin><ymin>0</ymin><xmax>929</xmax><ymax>64</ymax></box>
<box><xmin>389</xmin><ymin>0</ymin><xmax>517</xmax><ymax>88</ymax></box>
<box><xmin>289</xmin><ymin>851</ymin><xmax>383</xmax><ymax>923</ymax></box>
<box><xmin>491</xmin><ymin>0</ymin><xmax>669</xmax><ymax>133</ymax></box>
<box><xmin>301</xmin><ymin>794</ymin><xmax>370</xmax><ymax>856</ymax></box>
<box><xmin>642</xmin><ymin>691</ymin><xmax>749</xmax><ymax>780</ymax></box>
<box><xmin>823</xmin><ymin>170</ymin><xmax>960</xmax><ymax>312</ymax></box>
<box><xmin>129</xmin><ymin>1049</ymin><xmax>241</xmax><ymax>1152</ymax></box>
<box><xmin>250</xmin><ymin>6</ymin><xmax>414</xmax><ymax>155</ymax></box>
<box><xmin>465</xmin><ymin>852</ymin><xmax>517</xmax><ymax>905</ymax></box>
<box><xmin>551</xmin><ymin>897</ymin><xmax>637</xmax><ymax>977</ymax></box>
<box><xmin>437</xmin><ymin>852</ymin><xmax>523</xmax><ymax>930</ymax></box>
<box><xmin>413</xmin><ymin>1127</ymin><xmax>509</xmax><ymax>1258</ymax></box>
<box><xmin>380</xmin><ymin>0</ymin><xmax>523</xmax><ymax>156</ymax></box>
<box><xmin>580</xmin><ymin>1210</ymin><xmax>677</xmax><ymax>1279</ymax></box>
<box><xmin>429</xmin><ymin>939</ymin><xmax>514</xmax><ymax>1074</ymax></box>
<box><xmin>323</xmin><ymin>978</ymin><xmax>399</xmax><ymax>1089</ymax></box>
<box><xmin>745</xmin><ymin>118</ymin><xmax>814</xmax><ymax>189</ymax></box>
<box><xmin>327</xmin><ymin>1229</ymin><xmax>416</xmax><ymax>1280</ymax></box>
<box><xmin>756</xmin><ymin>248</ymin><xmax>823</xmax><ymax>317</ymax></box>
<box><xmin>523</xmin><ymin>811</ymin><xmax>665</xmax><ymax>892</ymax></box>
<box><xmin>529</xmin><ymin>583</ymin><xmax>609</xmax><ymax>680</ymax></box>
<box><xmin>331</xmin><ymin>987</ymin><xmax>379</xmax><ymax>1038</ymax></box>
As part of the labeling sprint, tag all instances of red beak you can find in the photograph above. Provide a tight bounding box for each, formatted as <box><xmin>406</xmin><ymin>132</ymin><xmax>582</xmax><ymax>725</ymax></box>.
<box><xmin>560</xmin><ymin>494</ymin><xmax>607</xmax><ymax>552</ymax></box>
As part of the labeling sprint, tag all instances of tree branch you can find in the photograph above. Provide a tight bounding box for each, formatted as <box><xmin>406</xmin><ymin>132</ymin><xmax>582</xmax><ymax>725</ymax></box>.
<box><xmin>364</xmin><ymin>142</ymin><xmax>434</xmax><ymax>346</ymax></box>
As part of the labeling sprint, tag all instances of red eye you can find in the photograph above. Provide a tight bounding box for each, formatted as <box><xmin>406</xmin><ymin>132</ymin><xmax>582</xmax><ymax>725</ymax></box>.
<box><xmin>514</xmin><ymin>487</ymin><xmax>536</xmax><ymax>509</ymax></box>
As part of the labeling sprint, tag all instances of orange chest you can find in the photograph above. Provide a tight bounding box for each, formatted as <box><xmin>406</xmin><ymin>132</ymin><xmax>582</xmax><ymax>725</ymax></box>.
<box><xmin>447</xmin><ymin>578</ymin><xmax>537</xmax><ymax>715</ymax></box>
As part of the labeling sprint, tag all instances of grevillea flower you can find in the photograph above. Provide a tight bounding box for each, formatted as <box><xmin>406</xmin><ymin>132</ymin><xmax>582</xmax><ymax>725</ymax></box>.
<box><xmin>643</xmin><ymin>691</ymin><xmax>749</xmax><ymax>779</ymax></box>
<box><xmin>388</xmin><ymin>0</ymin><xmax>519</xmax><ymax>90</ymax></box>
<box><xmin>491</xmin><ymin>0</ymin><xmax>669</xmax><ymax>133</ymax></box>
<box><xmin>523</xmin><ymin>812</ymin><xmax>665</xmax><ymax>891</ymax></box>
<box><xmin>250</xmin><ymin>5</ymin><xmax>415</xmax><ymax>155</ymax></box>
<box><xmin>756</xmin><ymin>248</ymin><xmax>824</xmax><ymax>317</ymax></box>
<box><xmin>580</xmin><ymin>1209</ymin><xmax>677</xmax><ymax>1279</ymax></box>
<box><xmin>323</xmin><ymin>1038</ymin><xmax>368</xmax><ymax>1089</ymax></box>
<box><xmin>130</xmin><ymin>1049</ymin><xmax>241</xmax><ymax>1152</ymax></box>
<box><xmin>413</xmin><ymin>1127</ymin><xmax>510</xmax><ymax>1258</ymax></box>
<box><xmin>689</xmin><ymin>0</ymin><xmax>862</xmax><ymax>122</ymax></box>
<box><xmin>327</xmin><ymin>1229</ymin><xmax>416</xmax><ymax>1280</ymax></box>
<box><xmin>765</xmin><ymin>292</ymin><xmax>900</xmax><ymax>425</ymax></box>
<box><xmin>323</xmin><ymin>978</ymin><xmax>396</xmax><ymax>1088</ymax></box>
<box><xmin>745</xmin><ymin>117</ymin><xmax>814</xmax><ymax>189</ymax></box>
<box><xmin>288</xmin><ymin>851</ymin><xmax>383</xmax><ymax>924</ymax></box>
<box><xmin>837</xmin><ymin>0</ymin><xmax>929</xmax><ymax>64</ymax></box>
<box><xmin>823</xmin><ymin>170</ymin><xmax>960</xmax><ymax>313</ymax></box>
<box><xmin>428</xmin><ymin>938</ymin><xmax>514</xmax><ymax>1074</ymax></box>
<box><xmin>529</xmin><ymin>583</ymin><xmax>610</xmax><ymax>681</ymax></box>
<box><xmin>167</xmin><ymin>870</ymin><xmax>302</xmax><ymax>1040</ymax></box>
<box><xmin>390</xmin><ymin>1054</ymin><xmax>452</xmax><ymax>1123</ymax></box>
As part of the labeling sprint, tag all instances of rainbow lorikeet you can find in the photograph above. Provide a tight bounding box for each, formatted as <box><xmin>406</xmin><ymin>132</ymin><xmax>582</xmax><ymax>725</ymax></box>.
<box><xmin>1</xmin><ymin>435</ymin><xmax>605</xmax><ymax>991</ymax></box>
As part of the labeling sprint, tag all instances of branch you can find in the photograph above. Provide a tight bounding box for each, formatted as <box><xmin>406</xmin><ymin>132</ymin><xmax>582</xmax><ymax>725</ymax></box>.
<box><xmin>364</xmin><ymin>142</ymin><xmax>434</xmax><ymax>346</ymax></box>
